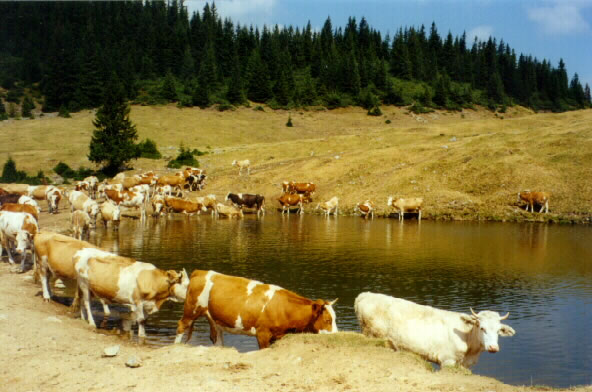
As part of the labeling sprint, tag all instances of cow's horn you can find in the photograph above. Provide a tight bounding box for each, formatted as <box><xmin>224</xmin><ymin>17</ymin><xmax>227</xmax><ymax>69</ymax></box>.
<box><xmin>500</xmin><ymin>312</ymin><xmax>510</xmax><ymax>320</ymax></box>
<box><xmin>328</xmin><ymin>298</ymin><xmax>338</xmax><ymax>306</ymax></box>
<box><xmin>470</xmin><ymin>307</ymin><xmax>479</xmax><ymax>317</ymax></box>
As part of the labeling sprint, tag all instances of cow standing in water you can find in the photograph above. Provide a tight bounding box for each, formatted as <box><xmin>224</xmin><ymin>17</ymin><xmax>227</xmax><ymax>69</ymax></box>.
<box><xmin>225</xmin><ymin>193</ymin><xmax>265</xmax><ymax>217</ymax></box>
<box><xmin>175</xmin><ymin>270</ymin><xmax>338</xmax><ymax>349</ymax></box>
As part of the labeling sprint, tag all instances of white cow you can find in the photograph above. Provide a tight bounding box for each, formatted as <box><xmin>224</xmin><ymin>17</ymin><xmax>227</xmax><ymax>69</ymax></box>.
<box><xmin>354</xmin><ymin>292</ymin><xmax>516</xmax><ymax>368</ymax></box>
<box><xmin>316</xmin><ymin>196</ymin><xmax>339</xmax><ymax>216</ymax></box>
<box><xmin>0</xmin><ymin>211</ymin><xmax>38</xmax><ymax>272</ymax></box>
<box><xmin>18</xmin><ymin>195</ymin><xmax>41</xmax><ymax>215</ymax></box>
<box><xmin>69</xmin><ymin>191</ymin><xmax>99</xmax><ymax>223</ymax></box>
<box><xmin>387</xmin><ymin>196</ymin><xmax>423</xmax><ymax>221</ymax></box>
<box><xmin>231</xmin><ymin>159</ymin><xmax>251</xmax><ymax>176</ymax></box>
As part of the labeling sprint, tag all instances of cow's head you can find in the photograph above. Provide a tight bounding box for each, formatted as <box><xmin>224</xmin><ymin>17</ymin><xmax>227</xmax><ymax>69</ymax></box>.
<box><xmin>88</xmin><ymin>202</ymin><xmax>99</xmax><ymax>220</ymax></box>
<box><xmin>461</xmin><ymin>308</ymin><xmax>516</xmax><ymax>353</ymax></box>
<box><xmin>312</xmin><ymin>298</ymin><xmax>338</xmax><ymax>334</ymax></box>
<box><xmin>225</xmin><ymin>192</ymin><xmax>231</xmax><ymax>202</ymax></box>
<box><xmin>48</xmin><ymin>191</ymin><xmax>61</xmax><ymax>212</ymax></box>
<box><xmin>167</xmin><ymin>269</ymin><xmax>190</xmax><ymax>302</ymax></box>
<box><xmin>231</xmin><ymin>160</ymin><xmax>237</xmax><ymax>166</ymax></box>
<box><xmin>14</xmin><ymin>230</ymin><xmax>32</xmax><ymax>255</ymax></box>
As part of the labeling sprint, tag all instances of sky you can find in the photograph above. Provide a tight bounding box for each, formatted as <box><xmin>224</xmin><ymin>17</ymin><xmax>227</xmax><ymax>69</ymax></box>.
<box><xmin>185</xmin><ymin>0</ymin><xmax>592</xmax><ymax>88</ymax></box>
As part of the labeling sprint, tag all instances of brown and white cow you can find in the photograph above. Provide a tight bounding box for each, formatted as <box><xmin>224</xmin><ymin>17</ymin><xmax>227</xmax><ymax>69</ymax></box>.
<box><xmin>84</xmin><ymin>176</ymin><xmax>99</xmax><ymax>199</ymax></box>
<box><xmin>387</xmin><ymin>196</ymin><xmax>423</xmax><ymax>221</ymax></box>
<box><xmin>215</xmin><ymin>203</ymin><xmax>243</xmax><ymax>218</ymax></box>
<box><xmin>73</xmin><ymin>248</ymin><xmax>189</xmax><ymax>338</ymax></box>
<box><xmin>45</xmin><ymin>186</ymin><xmax>63</xmax><ymax>214</ymax></box>
<box><xmin>283</xmin><ymin>181</ymin><xmax>316</xmax><ymax>195</ymax></box>
<box><xmin>316</xmin><ymin>196</ymin><xmax>339</xmax><ymax>216</ymax></box>
<box><xmin>157</xmin><ymin>175</ymin><xmax>187</xmax><ymax>191</ymax></box>
<box><xmin>75</xmin><ymin>181</ymin><xmax>90</xmax><ymax>195</ymax></box>
<box><xmin>69</xmin><ymin>191</ymin><xmax>99</xmax><ymax>222</ymax></box>
<box><xmin>0</xmin><ymin>211</ymin><xmax>38</xmax><ymax>272</ymax></box>
<box><xmin>231</xmin><ymin>159</ymin><xmax>250</xmax><ymax>176</ymax></box>
<box><xmin>151</xmin><ymin>194</ymin><xmax>166</xmax><ymax>217</ymax></box>
<box><xmin>175</xmin><ymin>270</ymin><xmax>338</xmax><ymax>348</ymax></box>
<box><xmin>277</xmin><ymin>193</ymin><xmax>311</xmax><ymax>214</ymax></box>
<box><xmin>27</xmin><ymin>185</ymin><xmax>52</xmax><ymax>201</ymax></box>
<box><xmin>0</xmin><ymin>203</ymin><xmax>39</xmax><ymax>221</ymax></box>
<box><xmin>104</xmin><ymin>189</ymin><xmax>146</xmax><ymax>221</ymax></box>
<box><xmin>100</xmin><ymin>201</ymin><xmax>121</xmax><ymax>229</ymax></box>
<box><xmin>165</xmin><ymin>197</ymin><xmax>207</xmax><ymax>215</ymax></box>
<box><xmin>355</xmin><ymin>292</ymin><xmax>515</xmax><ymax>367</ymax></box>
<box><xmin>356</xmin><ymin>200</ymin><xmax>375</xmax><ymax>219</ymax></box>
<box><xmin>97</xmin><ymin>182</ymin><xmax>123</xmax><ymax>199</ymax></box>
<box><xmin>71</xmin><ymin>210</ymin><xmax>93</xmax><ymax>240</ymax></box>
<box><xmin>194</xmin><ymin>194</ymin><xmax>217</xmax><ymax>216</ymax></box>
<box><xmin>517</xmin><ymin>191</ymin><xmax>550</xmax><ymax>213</ymax></box>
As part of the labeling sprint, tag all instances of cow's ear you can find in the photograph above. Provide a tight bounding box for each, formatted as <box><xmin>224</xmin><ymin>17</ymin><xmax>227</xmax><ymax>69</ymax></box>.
<box><xmin>499</xmin><ymin>325</ymin><xmax>515</xmax><ymax>337</ymax></box>
<box><xmin>461</xmin><ymin>314</ymin><xmax>478</xmax><ymax>325</ymax></box>
<box><xmin>312</xmin><ymin>302</ymin><xmax>323</xmax><ymax>316</ymax></box>
<box><xmin>166</xmin><ymin>270</ymin><xmax>180</xmax><ymax>283</ymax></box>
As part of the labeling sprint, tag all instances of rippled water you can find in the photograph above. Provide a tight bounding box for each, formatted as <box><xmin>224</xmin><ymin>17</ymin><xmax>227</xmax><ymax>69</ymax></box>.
<box><xmin>88</xmin><ymin>215</ymin><xmax>592</xmax><ymax>387</ymax></box>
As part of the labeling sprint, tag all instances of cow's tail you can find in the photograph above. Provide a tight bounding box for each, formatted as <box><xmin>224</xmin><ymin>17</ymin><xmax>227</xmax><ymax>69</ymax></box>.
<box><xmin>185</xmin><ymin>320</ymin><xmax>196</xmax><ymax>343</ymax></box>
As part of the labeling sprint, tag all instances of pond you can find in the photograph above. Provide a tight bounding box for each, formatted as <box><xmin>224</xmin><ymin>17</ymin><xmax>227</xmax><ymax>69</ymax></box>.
<box><xmin>88</xmin><ymin>215</ymin><xmax>592</xmax><ymax>388</ymax></box>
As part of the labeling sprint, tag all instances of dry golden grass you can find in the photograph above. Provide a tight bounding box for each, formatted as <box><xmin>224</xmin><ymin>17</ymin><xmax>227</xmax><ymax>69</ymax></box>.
<box><xmin>1</xmin><ymin>104</ymin><xmax>591</xmax><ymax>222</ymax></box>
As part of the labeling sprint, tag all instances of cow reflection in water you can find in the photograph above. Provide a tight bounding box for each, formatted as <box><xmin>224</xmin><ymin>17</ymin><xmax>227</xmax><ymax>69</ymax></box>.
<box><xmin>385</xmin><ymin>219</ymin><xmax>422</xmax><ymax>250</ymax></box>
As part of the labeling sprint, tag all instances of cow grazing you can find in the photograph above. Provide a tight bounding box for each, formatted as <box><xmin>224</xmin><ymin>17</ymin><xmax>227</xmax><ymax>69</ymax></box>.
<box><xmin>165</xmin><ymin>197</ymin><xmax>207</xmax><ymax>215</ymax></box>
<box><xmin>387</xmin><ymin>196</ymin><xmax>424</xmax><ymax>221</ymax></box>
<box><xmin>277</xmin><ymin>193</ymin><xmax>311</xmax><ymax>214</ymax></box>
<box><xmin>104</xmin><ymin>189</ymin><xmax>146</xmax><ymax>221</ymax></box>
<box><xmin>99</xmin><ymin>201</ymin><xmax>121</xmax><ymax>229</ymax></box>
<box><xmin>0</xmin><ymin>203</ymin><xmax>39</xmax><ymax>221</ymax></box>
<box><xmin>283</xmin><ymin>181</ymin><xmax>316</xmax><ymax>195</ymax></box>
<box><xmin>316</xmin><ymin>196</ymin><xmax>339</xmax><ymax>216</ymax></box>
<box><xmin>175</xmin><ymin>270</ymin><xmax>338</xmax><ymax>348</ymax></box>
<box><xmin>151</xmin><ymin>194</ymin><xmax>166</xmax><ymax>217</ymax></box>
<box><xmin>72</xmin><ymin>210</ymin><xmax>93</xmax><ymax>240</ymax></box>
<box><xmin>517</xmin><ymin>191</ymin><xmax>550</xmax><ymax>213</ymax></box>
<box><xmin>225</xmin><ymin>193</ymin><xmax>265</xmax><ymax>216</ymax></box>
<box><xmin>231</xmin><ymin>159</ymin><xmax>251</xmax><ymax>176</ymax></box>
<box><xmin>74</xmin><ymin>248</ymin><xmax>189</xmax><ymax>338</ymax></box>
<box><xmin>45</xmin><ymin>186</ymin><xmax>63</xmax><ymax>214</ymax></box>
<box><xmin>215</xmin><ymin>203</ymin><xmax>243</xmax><ymax>218</ymax></box>
<box><xmin>356</xmin><ymin>200</ymin><xmax>375</xmax><ymax>219</ymax></box>
<box><xmin>194</xmin><ymin>194</ymin><xmax>217</xmax><ymax>216</ymax></box>
<box><xmin>0</xmin><ymin>211</ymin><xmax>38</xmax><ymax>272</ymax></box>
<box><xmin>354</xmin><ymin>292</ymin><xmax>515</xmax><ymax>368</ymax></box>
<box><xmin>69</xmin><ymin>191</ymin><xmax>99</xmax><ymax>223</ymax></box>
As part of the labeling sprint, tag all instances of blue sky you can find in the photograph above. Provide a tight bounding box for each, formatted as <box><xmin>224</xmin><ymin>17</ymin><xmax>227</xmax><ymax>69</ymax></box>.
<box><xmin>185</xmin><ymin>0</ymin><xmax>592</xmax><ymax>88</ymax></box>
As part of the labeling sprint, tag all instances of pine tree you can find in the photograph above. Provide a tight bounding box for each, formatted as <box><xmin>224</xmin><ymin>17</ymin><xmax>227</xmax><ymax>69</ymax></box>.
<box><xmin>21</xmin><ymin>95</ymin><xmax>35</xmax><ymax>118</ymax></box>
<box><xmin>180</xmin><ymin>45</ymin><xmax>196</xmax><ymax>81</ymax></box>
<box><xmin>0</xmin><ymin>156</ymin><xmax>21</xmax><ymax>183</ymax></box>
<box><xmin>88</xmin><ymin>73</ymin><xmax>140</xmax><ymax>175</ymax></box>
<box><xmin>246</xmin><ymin>50</ymin><xmax>272</xmax><ymax>103</ymax></box>
<box><xmin>160</xmin><ymin>70</ymin><xmax>178</xmax><ymax>102</ymax></box>
<box><xmin>585</xmin><ymin>83</ymin><xmax>591</xmax><ymax>105</ymax></box>
<box><xmin>433</xmin><ymin>73</ymin><xmax>451</xmax><ymax>107</ymax></box>
<box><xmin>487</xmin><ymin>71</ymin><xmax>505</xmax><ymax>103</ymax></box>
<box><xmin>226</xmin><ymin>50</ymin><xmax>245</xmax><ymax>105</ymax></box>
<box><xmin>299</xmin><ymin>69</ymin><xmax>317</xmax><ymax>106</ymax></box>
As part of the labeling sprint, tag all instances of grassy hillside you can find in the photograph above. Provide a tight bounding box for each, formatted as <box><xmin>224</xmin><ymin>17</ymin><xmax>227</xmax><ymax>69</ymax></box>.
<box><xmin>1</xmin><ymin>105</ymin><xmax>590</xmax><ymax>223</ymax></box>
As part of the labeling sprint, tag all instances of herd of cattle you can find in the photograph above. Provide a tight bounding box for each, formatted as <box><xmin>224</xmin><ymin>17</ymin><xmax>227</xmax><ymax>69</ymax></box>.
<box><xmin>0</xmin><ymin>165</ymin><xmax>551</xmax><ymax>368</ymax></box>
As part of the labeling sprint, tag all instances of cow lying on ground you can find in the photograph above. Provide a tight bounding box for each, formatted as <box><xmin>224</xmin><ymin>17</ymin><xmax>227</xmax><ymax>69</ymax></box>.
<box><xmin>387</xmin><ymin>196</ymin><xmax>423</xmax><ymax>221</ymax></box>
<box><xmin>0</xmin><ymin>211</ymin><xmax>38</xmax><ymax>272</ymax></box>
<box><xmin>225</xmin><ymin>193</ymin><xmax>265</xmax><ymax>216</ymax></box>
<box><xmin>356</xmin><ymin>200</ymin><xmax>375</xmax><ymax>219</ymax></box>
<box><xmin>175</xmin><ymin>270</ymin><xmax>338</xmax><ymax>348</ymax></box>
<box><xmin>232</xmin><ymin>159</ymin><xmax>250</xmax><ymax>176</ymax></box>
<box><xmin>354</xmin><ymin>292</ymin><xmax>515</xmax><ymax>368</ymax></box>
<box><xmin>74</xmin><ymin>248</ymin><xmax>189</xmax><ymax>338</ymax></box>
<box><xmin>215</xmin><ymin>203</ymin><xmax>243</xmax><ymax>218</ymax></box>
<box><xmin>517</xmin><ymin>191</ymin><xmax>550</xmax><ymax>213</ymax></box>
<box><xmin>316</xmin><ymin>196</ymin><xmax>339</xmax><ymax>216</ymax></box>
<box><xmin>277</xmin><ymin>193</ymin><xmax>311</xmax><ymax>214</ymax></box>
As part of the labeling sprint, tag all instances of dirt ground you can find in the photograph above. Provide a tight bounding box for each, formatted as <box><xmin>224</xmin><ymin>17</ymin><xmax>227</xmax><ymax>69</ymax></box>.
<box><xmin>0</xmin><ymin>205</ymin><xmax>589</xmax><ymax>392</ymax></box>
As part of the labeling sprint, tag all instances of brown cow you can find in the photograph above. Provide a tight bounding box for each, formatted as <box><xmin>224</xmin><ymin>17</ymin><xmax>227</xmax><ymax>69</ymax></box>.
<box><xmin>356</xmin><ymin>200</ymin><xmax>375</xmax><ymax>219</ymax></box>
<box><xmin>175</xmin><ymin>270</ymin><xmax>338</xmax><ymax>348</ymax></box>
<box><xmin>517</xmin><ymin>191</ymin><xmax>550</xmax><ymax>213</ymax></box>
<box><xmin>165</xmin><ymin>197</ymin><xmax>207</xmax><ymax>215</ymax></box>
<box><xmin>0</xmin><ymin>203</ymin><xmax>39</xmax><ymax>221</ymax></box>
<box><xmin>283</xmin><ymin>181</ymin><xmax>316</xmax><ymax>195</ymax></box>
<box><xmin>277</xmin><ymin>193</ymin><xmax>311</xmax><ymax>214</ymax></box>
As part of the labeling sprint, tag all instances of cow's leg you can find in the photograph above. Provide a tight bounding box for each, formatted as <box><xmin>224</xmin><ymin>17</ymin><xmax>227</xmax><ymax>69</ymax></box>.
<box><xmin>255</xmin><ymin>329</ymin><xmax>273</xmax><ymax>349</ymax></box>
<box><xmin>80</xmin><ymin>285</ymin><xmax>96</xmax><ymax>327</ymax></box>
<box><xmin>18</xmin><ymin>247</ymin><xmax>28</xmax><ymax>273</ymax></box>
<box><xmin>5</xmin><ymin>239</ymin><xmax>16</xmax><ymax>265</ymax></box>
<box><xmin>39</xmin><ymin>256</ymin><xmax>52</xmax><ymax>301</ymax></box>
<box><xmin>418</xmin><ymin>208</ymin><xmax>422</xmax><ymax>221</ymax></box>
<box><xmin>545</xmin><ymin>201</ymin><xmax>549</xmax><ymax>213</ymax></box>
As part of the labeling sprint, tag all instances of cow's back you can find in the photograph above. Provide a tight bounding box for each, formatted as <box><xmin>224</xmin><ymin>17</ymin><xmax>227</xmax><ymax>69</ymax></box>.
<box><xmin>37</xmin><ymin>233</ymin><xmax>97</xmax><ymax>279</ymax></box>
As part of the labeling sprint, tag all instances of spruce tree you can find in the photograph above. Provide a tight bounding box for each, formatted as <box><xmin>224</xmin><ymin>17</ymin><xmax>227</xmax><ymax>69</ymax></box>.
<box><xmin>433</xmin><ymin>73</ymin><xmax>451</xmax><ymax>107</ymax></box>
<box><xmin>226</xmin><ymin>50</ymin><xmax>245</xmax><ymax>105</ymax></box>
<box><xmin>21</xmin><ymin>95</ymin><xmax>35</xmax><ymax>118</ymax></box>
<box><xmin>246</xmin><ymin>50</ymin><xmax>272</xmax><ymax>103</ymax></box>
<box><xmin>161</xmin><ymin>70</ymin><xmax>178</xmax><ymax>102</ymax></box>
<box><xmin>88</xmin><ymin>73</ymin><xmax>140</xmax><ymax>175</ymax></box>
<box><xmin>585</xmin><ymin>84</ymin><xmax>591</xmax><ymax>105</ymax></box>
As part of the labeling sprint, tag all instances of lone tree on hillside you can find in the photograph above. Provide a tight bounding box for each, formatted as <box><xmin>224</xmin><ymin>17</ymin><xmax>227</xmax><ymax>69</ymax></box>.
<box><xmin>88</xmin><ymin>73</ymin><xmax>139</xmax><ymax>175</ymax></box>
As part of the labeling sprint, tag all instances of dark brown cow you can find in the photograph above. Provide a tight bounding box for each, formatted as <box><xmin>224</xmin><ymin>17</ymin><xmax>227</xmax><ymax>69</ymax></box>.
<box><xmin>175</xmin><ymin>270</ymin><xmax>338</xmax><ymax>348</ymax></box>
<box><xmin>225</xmin><ymin>193</ymin><xmax>265</xmax><ymax>216</ymax></box>
<box><xmin>0</xmin><ymin>193</ymin><xmax>22</xmax><ymax>206</ymax></box>
<box><xmin>277</xmin><ymin>193</ymin><xmax>311</xmax><ymax>214</ymax></box>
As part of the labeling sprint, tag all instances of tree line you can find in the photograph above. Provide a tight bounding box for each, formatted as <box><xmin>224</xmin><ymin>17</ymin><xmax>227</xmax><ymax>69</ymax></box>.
<box><xmin>0</xmin><ymin>0</ymin><xmax>590</xmax><ymax>116</ymax></box>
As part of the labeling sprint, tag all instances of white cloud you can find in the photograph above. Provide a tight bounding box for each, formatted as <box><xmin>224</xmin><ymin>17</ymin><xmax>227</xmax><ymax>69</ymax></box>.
<box><xmin>467</xmin><ymin>25</ymin><xmax>493</xmax><ymax>42</ymax></box>
<box><xmin>185</xmin><ymin>0</ymin><xmax>276</xmax><ymax>26</ymax></box>
<box><xmin>527</xmin><ymin>1</ymin><xmax>591</xmax><ymax>35</ymax></box>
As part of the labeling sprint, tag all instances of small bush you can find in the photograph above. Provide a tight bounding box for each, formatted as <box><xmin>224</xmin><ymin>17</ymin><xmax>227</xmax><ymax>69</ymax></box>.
<box><xmin>167</xmin><ymin>144</ymin><xmax>200</xmax><ymax>169</ymax></box>
<box><xmin>53</xmin><ymin>162</ymin><xmax>95</xmax><ymax>181</ymax></box>
<box><xmin>325</xmin><ymin>92</ymin><xmax>344</xmax><ymax>110</ymax></box>
<box><xmin>254</xmin><ymin>105</ymin><xmax>265</xmax><ymax>112</ymax></box>
<box><xmin>58</xmin><ymin>105</ymin><xmax>71</xmax><ymax>118</ymax></box>
<box><xmin>409</xmin><ymin>103</ymin><xmax>434</xmax><ymax>114</ymax></box>
<box><xmin>367</xmin><ymin>106</ymin><xmax>382</xmax><ymax>116</ymax></box>
<box><xmin>385</xmin><ymin>119</ymin><xmax>391</xmax><ymax>124</ymax></box>
<box><xmin>137</xmin><ymin>138</ymin><xmax>162</xmax><ymax>159</ymax></box>
<box><xmin>286</xmin><ymin>116</ymin><xmax>293</xmax><ymax>127</ymax></box>
<box><xmin>217</xmin><ymin>103</ymin><xmax>234</xmax><ymax>112</ymax></box>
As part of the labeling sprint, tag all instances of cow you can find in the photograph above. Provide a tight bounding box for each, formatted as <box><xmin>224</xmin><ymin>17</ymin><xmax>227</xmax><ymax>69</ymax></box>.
<box><xmin>27</xmin><ymin>185</ymin><xmax>52</xmax><ymax>201</ymax></box>
<box><xmin>0</xmin><ymin>188</ymin><xmax>7</xmax><ymax>196</ymax></box>
<box><xmin>68</xmin><ymin>191</ymin><xmax>99</xmax><ymax>223</ymax></box>
<box><xmin>0</xmin><ymin>203</ymin><xmax>39</xmax><ymax>221</ymax></box>
<box><xmin>354</xmin><ymin>292</ymin><xmax>515</xmax><ymax>368</ymax></box>
<box><xmin>316</xmin><ymin>196</ymin><xmax>339</xmax><ymax>216</ymax></box>
<box><xmin>130</xmin><ymin>184</ymin><xmax>151</xmax><ymax>202</ymax></box>
<box><xmin>277</xmin><ymin>193</ymin><xmax>311</xmax><ymax>214</ymax></box>
<box><xmin>72</xmin><ymin>210</ymin><xmax>93</xmax><ymax>240</ymax></box>
<box><xmin>231</xmin><ymin>159</ymin><xmax>250</xmax><ymax>176</ymax></box>
<box><xmin>151</xmin><ymin>194</ymin><xmax>166</xmax><ymax>217</ymax></box>
<box><xmin>517</xmin><ymin>191</ymin><xmax>550</xmax><ymax>213</ymax></box>
<box><xmin>186</xmin><ymin>174</ymin><xmax>207</xmax><ymax>191</ymax></box>
<box><xmin>225</xmin><ymin>193</ymin><xmax>265</xmax><ymax>217</ymax></box>
<box><xmin>175</xmin><ymin>270</ymin><xmax>338</xmax><ymax>348</ymax></box>
<box><xmin>356</xmin><ymin>200</ymin><xmax>375</xmax><ymax>219</ymax></box>
<box><xmin>387</xmin><ymin>196</ymin><xmax>423</xmax><ymax>221</ymax></box>
<box><xmin>194</xmin><ymin>194</ymin><xmax>217</xmax><ymax>216</ymax></box>
<box><xmin>18</xmin><ymin>195</ymin><xmax>41</xmax><ymax>214</ymax></box>
<box><xmin>97</xmin><ymin>182</ymin><xmax>123</xmax><ymax>199</ymax></box>
<box><xmin>75</xmin><ymin>181</ymin><xmax>90</xmax><ymax>194</ymax></box>
<box><xmin>99</xmin><ymin>201</ymin><xmax>121</xmax><ymax>230</ymax></box>
<box><xmin>215</xmin><ymin>203</ymin><xmax>243</xmax><ymax>218</ymax></box>
<box><xmin>34</xmin><ymin>232</ymin><xmax>110</xmax><ymax>317</ymax></box>
<box><xmin>0</xmin><ymin>183</ymin><xmax>28</xmax><ymax>195</ymax></box>
<box><xmin>0</xmin><ymin>193</ymin><xmax>23</xmax><ymax>206</ymax></box>
<box><xmin>165</xmin><ymin>197</ymin><xmax>207</xmax><ymax>215</ymax></box>
<box><xmin>104</xmin><ymin>189</ymin><xmax>146</xmax><ymax>221</ymax></box>
<box><xmin>0</xmin><ymin>211</ymin><xmax>38</xmax><ymax>272</ymax></box>
<box><xmin>84</xmin><ymin>176</ymin><xmax>99</xmax><ymax>199</ymax></box>
<box><xmin>157</xmin><ymin>175</ymin><xmax>187</xmax><ymax>191</ymax></box>
<box><xmin>283</xmin><ymin>181</ymin><xmax>316</xmax><ymax>195</ymax></box>
<box><xmin>45</xmin><ymin>186</ymin><xmax>63</xmax><ymax>214</ymax></box>
<box><xmin>73</xmin><ymin>248</ymin><xmax>189</xmax><ymax>338</ymax></box>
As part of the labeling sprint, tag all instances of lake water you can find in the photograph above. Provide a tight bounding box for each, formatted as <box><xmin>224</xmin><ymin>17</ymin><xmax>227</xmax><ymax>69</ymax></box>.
<box><xmin>89</xmin><ymin>215</ymin><xmax>592</xmax><ymax>388</ymax></box>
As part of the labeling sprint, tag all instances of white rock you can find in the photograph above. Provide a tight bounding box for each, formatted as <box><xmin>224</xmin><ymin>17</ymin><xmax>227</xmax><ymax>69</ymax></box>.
<box><xmin>125</xmin><ymin>356</ymin><xmax>142</xmax><ymax>368</ymax></box>
<box><xmin>54</xmin><ymin>279</ymin><xmax>66</xmax><ymax>289</ymax></box>
<box><xmin>45</xmin><ymin>316</ymin><xmax>62</xmax><ymax>323</ymax></box>
<box><xmin>103</xmin><ymin>345</ymin><xmax>120</xmax><ymax>357</ymax></box>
